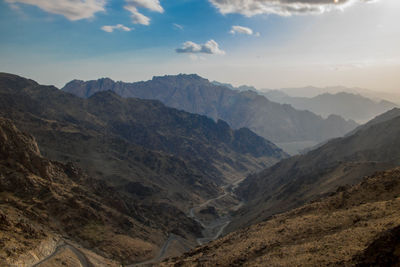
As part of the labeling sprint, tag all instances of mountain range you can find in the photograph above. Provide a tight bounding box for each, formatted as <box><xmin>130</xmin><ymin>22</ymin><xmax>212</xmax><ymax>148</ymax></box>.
<box><xmin>0</xmin><ymin>73</ymin><xmax>286</xmax><ymax>264</ymax></box>
<box><xmin>263</xmin><ymin>90</ymin><xmax>397</xmax><ymax>123</ymax></box>
<box><xmin>62</xmin><ymin>74</ymin><xmax>357</xmax><ymax>144</ymax></box>
<box><xmin>271</xmin><ymin>85</ymin><xmax>400</xmax><ymax>104</ymax></box>
<box><xmin>2</xmin><ymin>72</ymin><xmax>400</xmax><ymax>266</ymax></box>
<box><xmin>216</xmin><ymin>81</ymin><xmax>398</xmax><ymax>124</ymax></box>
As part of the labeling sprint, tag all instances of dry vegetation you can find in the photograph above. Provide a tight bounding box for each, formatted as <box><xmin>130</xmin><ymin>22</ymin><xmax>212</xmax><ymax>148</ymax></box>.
<box><xmin>162</xmin><ymin>168</ymin><xmax>400</xmax><ymax>266</ymax></box>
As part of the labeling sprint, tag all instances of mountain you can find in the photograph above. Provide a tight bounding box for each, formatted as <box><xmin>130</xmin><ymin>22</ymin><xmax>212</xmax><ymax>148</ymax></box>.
<box><xmin>211</xmin><ymin>81</ymin><xmax>258</xmax><ymax>92</ymax></box>
<box><xmin>0</xmin><ymin>73</ymin><xmax>286</xmax><ymax>264</ymax></box>
<box><xmin>162</xmin><ymin>167</ymin><xmax>400</xmax><ymax>266</ymax></box>
<box><xmin>347</xmin><ymin>107</ymin><xmax>400</xmax><ymax>135</ymax></box>
<box><xmin>62</xmin><ymin>74</ymin><xmax>357</xmax><ymax>144</ymax></box>
<box><xmin>263</xmin><ymin>90</ymin><xmax>398</xmax><ymax>123</ymax></box>
<box><xmin>272</xmin><ymin>85</ymin><xmax>400</xmax><ymax>104</ymax></box>
<box><xmin>228</xmin><ymin>109</ymin><xmax>400</xmax><ymax>231</ymax></box>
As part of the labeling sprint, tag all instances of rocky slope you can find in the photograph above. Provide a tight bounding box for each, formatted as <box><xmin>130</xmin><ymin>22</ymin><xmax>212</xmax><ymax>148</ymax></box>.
<box><xmin>229</xmin><ymin>109</ymin><xmax>400</xmax><ymax>231</ymax></box>
<box><xmin>161</xmin><ymin>168</ymin><xmax>400</xmax><ymax>266</ymax></box>
<box><xmin>62</xmin><ymin>74</ymin><xmax>357</xmax><ymax>143</ymax></box>
<box><xmin>0</xmin><ymin>117</ymin><xmax>188</xmax><ymax>265</ymax></box>
<box><xmin>347</xmin><ymin>107</ymin><xmax>400</xmax><ymax>136</ymax></box>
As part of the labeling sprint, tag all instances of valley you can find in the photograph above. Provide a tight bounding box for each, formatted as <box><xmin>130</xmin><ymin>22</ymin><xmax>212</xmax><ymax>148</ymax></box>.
<box><xmin>162</xmin><ymin>167</ymin><xmax>400</xmax><ymax>266</ymax></box>
<box><xmin>1</xmin><ymin>73</ymin><xmax>400</xmax><ymax>266</ymax></box>
<box><xmin>133</xmin><ymin>177</ymin><xmax>245</xmax><ymax>265</ymax></box>
<box><xmin>0</xmin><ymin>73</ymin><xmax>282</xmax><ymax>266</ymax></box>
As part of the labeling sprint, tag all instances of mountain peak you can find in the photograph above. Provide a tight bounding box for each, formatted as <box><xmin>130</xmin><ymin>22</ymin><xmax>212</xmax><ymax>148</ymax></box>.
<box><xmin>0</xmin><ymin>72</ymin><xmax>38</xmax><ymax>92</ymax></box>
<box><xmin>151</xmin><ymin>73</ymin><xmax>208</xmax><ymax>83</ymax></box>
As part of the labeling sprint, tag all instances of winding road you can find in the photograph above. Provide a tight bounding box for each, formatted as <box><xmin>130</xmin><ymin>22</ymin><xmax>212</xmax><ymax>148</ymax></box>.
<box><xmin>128</xmin><ymin>234</ymin><xmax>178</xmax><ymax>267</ymax></box>
<box><xmin>128</xmin><ymin>177</ymin><xmax>245</xmax><ymax>266</ymax></box>
<box><xmin>189</xmin><ymin>178</ymin><xmax>245</xmax><ymax>245</ymax></box>
<box><xmin>31</xmin><ymin>179</ymin><xmax>245</xmax><ymax>267</ymax></box>
<box><xmin>32</xmin><ymin>240</ymin><xmax>92</xmax><ymax>267</ymax></box>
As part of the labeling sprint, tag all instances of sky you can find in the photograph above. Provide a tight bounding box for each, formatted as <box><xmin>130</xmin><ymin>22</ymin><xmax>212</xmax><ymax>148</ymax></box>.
<box><xmin>0</xmin><ymin>0</ymin><xmax>399</xmax><ymax>93</ymax></box>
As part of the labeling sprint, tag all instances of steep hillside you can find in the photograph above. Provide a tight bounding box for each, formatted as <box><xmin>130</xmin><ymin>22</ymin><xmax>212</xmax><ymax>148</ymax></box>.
<box><xmin>347</xmin><ymin>107</ymin><xmax>400</xmax><ymax>135</ymax></box>
<box><xmin>0</xmin><ymin>117</ymin><xmax>198</xmax><ymax>266</ymax></box>
<box><xmin>230</xmin><ymin>110</ymin><xmax>400</xmax><ymax>231</ymax></box>
<box><xmin>162</xmin><ymin>168</ymin><xmax>400</xmax><ymax>266</ymax></box>
<box><xmin>62</xmin><ymin>74</ymin><xmax>357</xmax><ymax>143</ymax></box>
<box><xmin>264</xmin><ymin>91</ymin><xmax>397</xmax><ymax>123</ymax></box>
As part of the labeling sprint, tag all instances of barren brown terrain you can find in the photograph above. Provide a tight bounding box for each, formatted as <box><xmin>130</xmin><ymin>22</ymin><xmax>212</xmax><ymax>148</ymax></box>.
<box><xmin>162</xmin><ymin>168</ymin><xmax>400</xmax><ymax>266</ymax></box>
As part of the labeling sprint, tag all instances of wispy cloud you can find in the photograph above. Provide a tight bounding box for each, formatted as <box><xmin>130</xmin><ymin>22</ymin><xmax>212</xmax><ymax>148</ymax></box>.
<box><xmin>176</xmin><ymin>40</ymin><xmax>225</xmax><ymax>55</ymax></box>
<box><xmin>124</xmin><ymin>0</ymin><xmax>163</xmax><ymax>25</ymax></box>
<box><xmin>173</xmin><ymin>23</ymin><xmax>184</xmax><ymax>30</ymax></box>
<box><xmin>101</xmin><ymin>24</ymin><xmax>132</xmax><ymax>33</ymax></box>
<box><xmin>209</xmin><ymin>0</ymin><xmax>379</xmax><ymax>17</ymax></box>
<box><xmin>5</xmin><ymin>0</ymin><xmax>106</xmax><ymax>20</ymax></box>
<box><xmin>230</xmin><ymin>25</ymin><xmax>260</xmax><ymax>36</ymax></box>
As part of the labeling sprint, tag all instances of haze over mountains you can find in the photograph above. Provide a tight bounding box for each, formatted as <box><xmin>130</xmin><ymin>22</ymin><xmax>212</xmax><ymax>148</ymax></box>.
<box><xmin>275</xmin><ymin>86</ymin><xmax>400</xmax><ymax>104</ymax></box>
<box><xmin>216</xmin><ymin>81</ymin><xmax>398</xmax><ymax>124</ymax></box>
<box><xmin>62</xmin><ymin>74</ymin><xmax>358</xmax><ymax>145</ymax></box>
<box><xmin>263</xmin><ymin>90</ymin><xmax>397</xmax><ymax>123</ymax></box>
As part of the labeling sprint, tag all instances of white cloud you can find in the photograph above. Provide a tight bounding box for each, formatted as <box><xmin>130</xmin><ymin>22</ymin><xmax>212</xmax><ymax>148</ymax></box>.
<box><xmin>230</xmin><ymin>25</ymin><xmax>253</xmax><ymax>35</ymax></box>
<box><xmin>230</xmin><ymin>25</ymin><xmax>260</xmax><ymax>36</ymax></box>
<box><xmin>5</xmin><ymin>0</ymin><xmax>106</xmax><ymax>20</ymax></box>
<box><xmin>176</xmin><ymin>40</ymin><xmax>226</xmax><ymax>55</ymax></box>
<box><xmin>125</xmin><ymin>0</ymin><xmax>163</xmax><ymax>12</ymax></box>
<box><xmin>101</xmin><ymin>24</ymin><xmax>132</xmax><ymax>33</ymax></box>
<box><xmin>209</xmin><ymin>0</ymin><xmax>378</xmax><ymax>17</ymax></box>
<box><xmin>124</xmin><ymin>5</ymin><xmax>150</xmax><ymax>25</ymax></box>
<box><xmin>124</xmin><ymin>0</ymin><xmax>163</xmax><ymax>25</ymax></box>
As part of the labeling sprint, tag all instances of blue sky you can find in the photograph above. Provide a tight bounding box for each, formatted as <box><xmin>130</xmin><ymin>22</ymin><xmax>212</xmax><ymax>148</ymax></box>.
<box><xmin>0</xmin><ymin>0</ymin><xmax>399</xmax><ymax>92</ymax></box>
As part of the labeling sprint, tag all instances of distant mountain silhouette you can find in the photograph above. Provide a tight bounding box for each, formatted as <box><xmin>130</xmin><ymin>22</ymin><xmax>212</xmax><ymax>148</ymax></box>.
<box><xmin>269</xmin><ymin>85</ymin><xmax>400</xmax><ymax>103</ymax></box>
<box><xmin>62</xmin><ymin>74</ymin><xmax>357</xmax><ymax>143</ymax></box>
<box><xmin>263</xmin><ymin>90</ymin><xmax>397</xmax><ymax>123</ymax></box>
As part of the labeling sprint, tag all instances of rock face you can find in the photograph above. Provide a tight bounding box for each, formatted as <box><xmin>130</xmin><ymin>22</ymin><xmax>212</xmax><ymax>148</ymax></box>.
<box><xmin>62</xmin><ymin>74</ymin><xmax>357</xmax><ymax>143</ymax></box>
<box><xmin>0</xmin><ymin>117</ymin><xmax>175</xmax><ymax>265</ymax></box>
<box><xmin>161</xmin><ymin>168</ymin><xmax>400</xmax><ymax>266</ymax></box>
<box><xmin>229</xmin><ymin>109</ymin><xmax>400</xmax><ymax>231</ymax></box>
